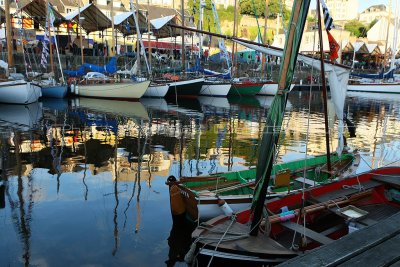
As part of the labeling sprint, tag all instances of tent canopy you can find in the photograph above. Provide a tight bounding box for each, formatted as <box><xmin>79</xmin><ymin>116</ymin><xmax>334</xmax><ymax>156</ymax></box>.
<box><xmin>21</xmin><ymin>0</ymin><xmax>66</xmax><ymax>27</ymax></box>
<box><xmin>65</xmin><ymin>3</ymin><xmax>111</xmax><ymax>33</ymax></box>
<box><xmin>342</xmin><ymin>42</ymin><xmax>369</xmax><ymax>54</ymax></box>
<box><xmin>114</xmin><ymin>11</ymin><xmax>147</xmax><ymax>36</ymax></box>
<box><xmin>365</xmin><ymin>44</ymin><xmax>381</xmax><ymax>56</ymax></box>
<box><xmin>150</xmin><ymin>15</ymin><xmax>182</xmax><ymax>38</ymax></box>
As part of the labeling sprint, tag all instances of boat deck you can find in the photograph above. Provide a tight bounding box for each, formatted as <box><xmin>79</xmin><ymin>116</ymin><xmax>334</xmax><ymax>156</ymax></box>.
<box><xmin>277</xmin><ymin>211</ymin><xmax>400</xmax><ymax>267</ymax></box>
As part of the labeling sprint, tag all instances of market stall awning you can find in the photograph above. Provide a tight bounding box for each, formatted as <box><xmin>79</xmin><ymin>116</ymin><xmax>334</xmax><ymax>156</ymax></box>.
<box><xmin>65</xmin><ymin>3</ymin><xmax>111</xmax><ymax>33</ymax></box>
<box><xmin>150</xmin><ymin>15</ymin><xmax>182</xmax><ymax>38</ymax></box>
<box><xmin>20</xmin><ymin>0</ymin><xmax>66</xmax><ymax>27</ymax></box>
<box><xmin>342</xmin><ymin>42</ymin><xmax>369</xmax><ymax>54</ymax></box>
<box><xmin>114</xmin><ymin>11</ymin><xmax>147</xmax><ymax>36</ymax></box>
<box><xmin>365</xmin><ymin>44</ymin><xmax>381</xmax><ymax>56</ymax></box>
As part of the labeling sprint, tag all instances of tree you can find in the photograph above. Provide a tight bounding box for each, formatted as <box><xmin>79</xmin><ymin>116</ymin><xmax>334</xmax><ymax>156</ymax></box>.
<box><xmin>344</xmin><ymin>20</ymin><xmax>368</xmax><ymax>37</ymax></box>
<box><xmin>239</xmin><ymin>0</ymin><xmax>290</xmax><ymax>19</ymax></box>
<box><xmin>369</xmin><ymin>18</ymin><xmax>378</xmax><ymax>29</ymax></box>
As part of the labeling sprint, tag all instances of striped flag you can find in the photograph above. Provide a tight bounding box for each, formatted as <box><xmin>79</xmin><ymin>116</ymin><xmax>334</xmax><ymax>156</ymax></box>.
<box><xmin>320</xmin><ymin>0</ymin><xmax>334</xmax><ymax>31</ymax></box>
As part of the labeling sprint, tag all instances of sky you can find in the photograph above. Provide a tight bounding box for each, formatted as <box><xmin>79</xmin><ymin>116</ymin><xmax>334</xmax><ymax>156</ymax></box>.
<box><xmin>310</xmin><ymin>0</ymin><xmax>389</xmax><ymax>12</ymax></box>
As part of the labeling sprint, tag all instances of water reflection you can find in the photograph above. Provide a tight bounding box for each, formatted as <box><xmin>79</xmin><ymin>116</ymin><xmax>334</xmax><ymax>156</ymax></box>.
<box><xmin>0</xmin><ymin>92</ymin><xmax>399</xmax><ymax>266</ymax></box>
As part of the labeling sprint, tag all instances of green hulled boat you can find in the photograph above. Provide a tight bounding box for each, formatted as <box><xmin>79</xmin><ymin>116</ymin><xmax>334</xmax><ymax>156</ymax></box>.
<box><xmin>167</xmin><ymin>151</ymin><xmax>359</xmax><ymax>221</ymax></box>
<box><xmin>229</xmin><ymin>79</ymin><xmax>263</xmax><ymax>96</ymax></box>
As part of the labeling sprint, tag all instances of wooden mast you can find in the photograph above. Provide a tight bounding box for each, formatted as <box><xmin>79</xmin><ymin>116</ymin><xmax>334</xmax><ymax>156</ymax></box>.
<box><xmin>316</xmin><ymin>0</ymin><xmax>331</xmax><ymax>173</ymax></box>
<box><xmin>110</xmin><ymin>0</ymin><xmax>115</xmax><ymax>56</ymax></box>
<box><xmin>180</xmin><ymin>0</ymin><xmax>185</xmax><ymax>73</ymax></box>
<box><xmin>5</xmin><ymin>0</ymin><xmax>13</xmax><ymax>70</ymax></box>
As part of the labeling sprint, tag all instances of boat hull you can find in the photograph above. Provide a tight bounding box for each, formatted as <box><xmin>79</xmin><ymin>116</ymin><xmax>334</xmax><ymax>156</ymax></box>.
<box><xmin>0</xmin><ymin>80</ymin><xmax>41</xmax><ymax>104</ymax></box>
<box><xmin>169</xmin><ymin>152</ymin><xmax>360</xmax><ymax>221</ymax></box>
<box><xmin>41</xmin><ymin>85</ymin><xmax>68</xmax><ymax>98</ymax></box>
<box><xmin>74</xmin><ymin>80</ymin><xmax>150</xmax><ymax>100</ymax></box>
<box><xmin>165</xmin><ymin>78</ymin><xmax>204</xmax><ymax>98</ymax></box>
<box><xmin>347</xmin><ymin>83</ymin><xmax>400</xmax><ymax>93</ymax></box>
<box><xmin>229</xmin><ymin>82</ymin><xmax>263</xmax><ymax>96</ymax></box>
<box><xmin>200</xmin><ymin>82</ymin><xmax>231</xmax><ymax>97</ymax></box>
<box><xmin>144</xmin><ymin>84</ymin><xmax>169</xmax><ymax>97</ymax></box>
<box><xmin>258</xmin><ymin>83</ymin><xmax>295</xmax><ymax>95</ymax></box>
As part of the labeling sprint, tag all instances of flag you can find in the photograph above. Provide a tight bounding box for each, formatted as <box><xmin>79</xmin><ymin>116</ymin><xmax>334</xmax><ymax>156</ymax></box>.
<box><xmin>48</xmin><ymin>4</ymin><xmax>56</xmax><ymax>27</ymax></box>
<box><xmin>327</xmin><ymin>30</ymin><xmax>339</xmax><ymax>62</ymax></box>
<box><xmin>320</xmin><ymin>0</ymin><xmax>334</xmax><ymax>31</ymax></box>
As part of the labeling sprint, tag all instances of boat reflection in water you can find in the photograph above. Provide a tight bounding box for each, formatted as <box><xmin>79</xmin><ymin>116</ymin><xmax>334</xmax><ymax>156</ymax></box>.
<box><xmin>0</xmin><ymin>92</ymin><xmax>400</xmax><ymax>266</ymax></box>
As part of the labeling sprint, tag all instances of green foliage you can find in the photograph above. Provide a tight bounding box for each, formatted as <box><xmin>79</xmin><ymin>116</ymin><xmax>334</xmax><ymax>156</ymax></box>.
<box><xmin>239</xmin><ymin>0</ymin><xmax>290</xmax><ymax>20</ymax></box>
<box><xmin>187</xmin><ymin>0</ymin><xmax>242</xmax><ymax>35</ymax></box>
<box><xmin>344</xmin><ymin>20</ymin><xmax>368</xmax><ymax>37</ymax></box>
<box><xmin>369</xmin><ymin>18</ymin><xmax>378</xmax><ymax>29</ymax></box>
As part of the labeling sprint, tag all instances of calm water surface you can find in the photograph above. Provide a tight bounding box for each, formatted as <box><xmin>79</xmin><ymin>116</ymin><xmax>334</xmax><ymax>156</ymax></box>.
<box><xmin>1</xmin><ymin>92</ymin><xmax>400</xmax><ymax>266</ymax></box>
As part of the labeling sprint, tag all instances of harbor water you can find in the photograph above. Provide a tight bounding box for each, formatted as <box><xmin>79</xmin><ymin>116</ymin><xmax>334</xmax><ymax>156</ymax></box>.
<box><xmin>1</xmin><ymin>91</ymin><xmax>400</xmax><ymax>266</ymax></box>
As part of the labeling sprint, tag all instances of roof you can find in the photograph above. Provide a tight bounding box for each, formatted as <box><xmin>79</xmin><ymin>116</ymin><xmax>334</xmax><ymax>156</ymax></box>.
<box><xmin>342</xmin><ymin>42</ymin><xmax>369</xmax><ymax>53</ymax></box>
<box><xmin>365</xmin><ymin>44</ymin><xmax>381</xmax><ymax>55</ymax></box>
<box><xmin>65</xmin><ymin>3</ymin><xmax>111</xmax><ymax>33</ymax></box>
<box><xmin>150</xmin><ymin>15</ymin><xmax>182</xmax><ymax>38</ymax></box>
<box><xmin>114</xmin><ymin>11</ymin><xmax>148</xmax><ymax>36</ymax></box>
<box><xmin>21</xmin><ymin>0</ymin><xmax>66</xmax><ymax>27</ymax></box>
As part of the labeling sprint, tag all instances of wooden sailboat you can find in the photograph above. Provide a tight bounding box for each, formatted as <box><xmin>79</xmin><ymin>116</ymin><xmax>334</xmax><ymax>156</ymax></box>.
<box><xmin>69</xmin><ymin>3</ymin><xmax>150</xmax><ymax>100</ymax></box>
<box><xmin>0</xmin><ymin>0</ymin><xmax>41</xmax><ymax>104</ymax></box>
<box><xmin>347</xmin><ymin>0</ymin><xmax>400</xmax><ymax>93</ymax></box>
<box><xmin>167</xmin><ymin>152</ymin><xmax>360</xmax><ymax>221</ymax></box>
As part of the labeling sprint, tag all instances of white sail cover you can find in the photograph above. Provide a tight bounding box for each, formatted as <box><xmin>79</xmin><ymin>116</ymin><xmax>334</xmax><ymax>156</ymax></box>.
<box><xmin>234</xmin><ymin>40</ymin><xmax>349</xmax><ymax>155</ymax></box>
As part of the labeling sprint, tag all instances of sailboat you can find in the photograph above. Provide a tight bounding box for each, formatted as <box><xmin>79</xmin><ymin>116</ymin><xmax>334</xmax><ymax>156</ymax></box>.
<box><xmin>0</xmin><ymin>0</ymin><xmax>41</xmax><ymax>104</ymax></box>
<box><xmin>40</xmin><ymin>1</ymin><xmax>68</xmax><ymax>98</ymax></box>
<box><xmin>65</xmin><ymin>3</ymin><xmax>150</xmax><ymax>100</ymax></box>
<box><xmin>178</xmin><ymin>1</ymin><xmax>380</xmax><ymax>265</ymax></box>
<box><xmin>347</xmin><ymin>1</ymin><xmax>400</xmax><ymax>93</ymax></box>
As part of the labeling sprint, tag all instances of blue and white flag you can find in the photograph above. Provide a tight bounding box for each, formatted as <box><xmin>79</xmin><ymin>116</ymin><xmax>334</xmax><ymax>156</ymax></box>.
<box><xmin>320</xmin><ymin>0</ymin><xmax>334</xmax><ymax>31</ymax></box>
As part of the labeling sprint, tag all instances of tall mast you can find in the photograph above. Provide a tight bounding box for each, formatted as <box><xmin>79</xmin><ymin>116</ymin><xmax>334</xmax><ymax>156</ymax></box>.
<box><xmin>390</xmin><ymin>0</ymin><xmax>400</xmax><ymax>70</ymax></box>
<box><xmin>136</xmin><ymin>0</ymin><xmax>141</xmax><ymax>75</ymax></box>
<box><xmin>181</xmin><ymin>0</ymin><xmax>185</xmax><ymax>73</ymax></box>
<box><xmin>199</xmin><ymin>0</ymin><xmax>204</xmax><ymax>60</ymax></box>
<box><xmin>262</xmin><ymin>0</ymin><xmax>269</xmax><ymax>78</ymax></box>
<box><xmin>231</xmin><ymin>0</ymin><xmax>237</xmax><ymax>76</ymax></box>
<box><xmin>5</xmin><ymin>0</ymin><xmax>13</xmax><ymax>69</ymax></box>
<box><xmin>250</xmin><ymin>0</ymin><xmax>311</xmax><ymax>236</ymax></box>
<box><xmin>147</xmin><ymin>0</ymin><xmax>151</xmax><ymax>70</ymax></box>
<box><xmin>110</xmin><ymin>0</ymin><xmax>115</xmax><ymax>56</ymax></box>
<box><xmin>316</xmin><ymin>0</ymin><xmax>331</xmax><ymax>173</ymax></box>
<box><xmin>78</xmin><ymin>0</ymin><xmax>84</xmax><ymax>64</ymax></box>
<box><xmin>47</xmin><ymin>0</ymin><xmax>55</xmax><ymax>75</ymax></box>
<box><xmin>383</xmin><ymin>0</ymin><xmax>392</xmax><ymax>70</ymax></box>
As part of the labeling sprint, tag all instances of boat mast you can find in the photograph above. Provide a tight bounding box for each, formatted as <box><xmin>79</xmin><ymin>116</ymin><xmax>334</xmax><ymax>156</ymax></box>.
<box><xmin>48</xmin><ymin>3</ymin><xmax>65</xmax><ymax>83</ymax></box>
<box><xmin>316</xmin><ymin>0</ymin><xmax>331</xmax><ymax>173</ymax></box>
<box><xmin>5</xmin><ymin>0</ymin><xmax>12</xmax><ymax>70</ymax></box>
<box><xmin>147</xmin><ymin>0</ymin><xmax>151</xmax><ymax>70</ymax></box>
<box><xmin>199</xmin><ymin>0</ymin><xmax>204</xmax><ymax>60</ymax></box>
<box><xmin>78</xmin><ymin>0</ymin><xmax>84</xmax><ymax>65</ymax></box>
<box><xmin>46</xmin><ymin>0</ymin><xmax>55</xmax><ymax>75</ymax></box>
<box><xmin>181</xmin><ymin>0</ymin><xmax>185</xmax><ymax>73</ymax></box>
<box><xmin>382</xmin><ymin>0</ymin><xmax>392</xmax><ymax>71</ymax></box>
<box><xmin>110</xmin><ymin>0</ymin><xmax>115</xmax><ymax>56</ymax></box>
<box><xmin>262</xmin><ymin>0</ymin><xmax>269</xmax><ymax>78</ymax></box>
<box><xmin>250</xmin><ymin>0</ymin><xmax>311</xmax><ymax>236</ymax></box>
<box><xmin>231</xmin><ymin>0</ymin><xmax>237</xmax><ymax>77</ymax></box>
